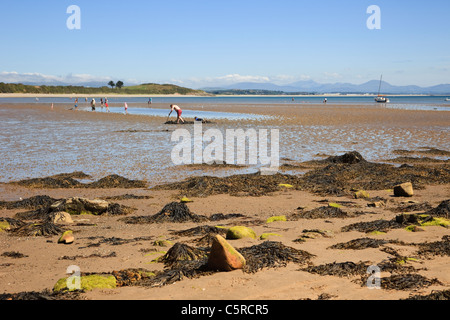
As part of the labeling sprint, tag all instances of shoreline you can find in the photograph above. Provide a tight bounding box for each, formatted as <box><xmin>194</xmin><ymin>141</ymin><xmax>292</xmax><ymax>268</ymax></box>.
<box><xmin>0</xmin><ymin>93</ymin><xmax>446</xmax><ymax>98</ymax></box>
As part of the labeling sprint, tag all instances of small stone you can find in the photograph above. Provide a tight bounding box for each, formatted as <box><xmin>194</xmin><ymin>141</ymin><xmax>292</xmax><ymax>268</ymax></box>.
<box><xmin>58</xmin><ymin>230</ymin><xmax>74</xmax><ymax>244</ymax></box>
<box><xmin>207</xmin><ymin>235</ymin><xmax>246</xmax><ymax>271</ymax></box>
<box><xmin>394</xmin><ymin>182</ymin><xmax>414</xmax><ymax>197</ymax></box>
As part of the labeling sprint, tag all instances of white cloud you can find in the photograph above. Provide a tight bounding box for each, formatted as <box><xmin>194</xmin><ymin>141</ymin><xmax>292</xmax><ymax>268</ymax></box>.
<box><xmin>171</xmin><ymin>73</ymin><xmax>313</xmax><ymax>88</ymax></box>
<box><xmin>323</xmin><ymin>72</ymin><xmax>342</xmax><ymax>80</ymax></box>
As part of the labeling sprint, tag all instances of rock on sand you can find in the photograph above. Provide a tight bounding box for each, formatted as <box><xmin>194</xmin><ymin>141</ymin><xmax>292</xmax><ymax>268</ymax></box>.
<box><xmin>394</xmin><ymin>182</ymin><xmax>414</xmax><ymax>197</ymax></box>
<box><xmin>207</xmin><ymin>235</ymin><xmax>246</xmax><ymax>271</ymax></box>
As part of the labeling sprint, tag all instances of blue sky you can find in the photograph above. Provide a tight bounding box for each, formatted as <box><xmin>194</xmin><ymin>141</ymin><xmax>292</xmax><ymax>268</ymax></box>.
<box><xmin>0</xmin><ymin>0</ymin><xmax>449</xmax><ymax>88</ymax></box>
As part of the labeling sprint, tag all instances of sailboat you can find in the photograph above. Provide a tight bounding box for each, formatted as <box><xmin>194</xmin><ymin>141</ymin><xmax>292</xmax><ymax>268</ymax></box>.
<box><xmin>374</xmin><ymin>75</ymin><xmax>390</xmax><ymax>103</ymax></box>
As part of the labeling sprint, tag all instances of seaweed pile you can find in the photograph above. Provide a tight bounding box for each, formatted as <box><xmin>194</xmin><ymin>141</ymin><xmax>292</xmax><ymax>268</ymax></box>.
<box><xmin>416</xmin><ymin>235</ymin><xmax>450</xmax><ymax>258</ymax></box>
<box><xmin>9</xmin><ymin>221</ymin><xmax>65</xmax><ymax>237</ymax></box>
<box><xmin>290</xmin><ymin>206</ymin><xmax>365</xmax><ymax>220</ymax></box>
<box><xmin>10</xmin><ymin>172</ymin><xmax>147</xmax><ymax>189</ymax></box>
<box><xmin>239</xmin><ymin>241</ymin><xmax>315</xmax><ymax>274</ymax></box>
<box><xmin>120</xmin><ymin>202</ymin><xmax>208</xmax><ymax>224</ymax></box>
<box><xmin>159</xmin><ymin>243</ymin><xmax>209</xmax><ymax>268</ymax></box>
<box><xmin>361</xmin><ymin>273</ymin><xmax>443</xmax><ymax>291</ymax></box>
<box><xmin>425</xmin><ymin>199</ymin><xmax>449</xmax><ymax>218</ymax></box>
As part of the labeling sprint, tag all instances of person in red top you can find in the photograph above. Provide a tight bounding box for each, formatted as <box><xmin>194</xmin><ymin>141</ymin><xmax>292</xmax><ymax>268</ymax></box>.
<box><xmin>168</xmin><ymin>104</ymin><xmax>185</xmax><ymax>124</ymax></box>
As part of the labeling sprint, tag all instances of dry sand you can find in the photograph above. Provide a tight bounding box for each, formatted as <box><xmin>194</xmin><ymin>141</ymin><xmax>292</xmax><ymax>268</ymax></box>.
<box><xmin>0</xmin><ymin>102</ymin><xmax>449</xmax><ymax>301</ymax></box>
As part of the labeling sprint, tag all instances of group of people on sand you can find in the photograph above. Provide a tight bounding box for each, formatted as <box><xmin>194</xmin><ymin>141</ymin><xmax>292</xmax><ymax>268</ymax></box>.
<box><xmin>72</xmin><ymin>98</ymin><xmax>188</xmax><ymax>124</ymax></box>
<box><xmin>73</xmin><ymin>97</ymin><xmax>110</xmax><ymax>112</ymax></box>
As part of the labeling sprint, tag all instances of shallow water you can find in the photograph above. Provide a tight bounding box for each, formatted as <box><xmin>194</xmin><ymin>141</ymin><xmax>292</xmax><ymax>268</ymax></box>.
<box><xmin>0</xmin><ymin>103</ymin><xmax>448</xmax><ymax>185</ymax></box>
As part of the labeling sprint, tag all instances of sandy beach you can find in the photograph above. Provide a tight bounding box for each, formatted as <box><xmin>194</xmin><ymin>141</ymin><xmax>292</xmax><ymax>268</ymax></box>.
<box><xmin>0</xmin><ymin>102</ymin><xmax>449</xmax><ymax>301</ymax></box>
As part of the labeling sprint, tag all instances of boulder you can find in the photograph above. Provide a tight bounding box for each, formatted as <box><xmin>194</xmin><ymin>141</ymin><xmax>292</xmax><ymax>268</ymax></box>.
<box><xmin>394</xmin><ymin>182</ymin><xmax>414</xmax><ymax>197</ymax></box>
<box><xmin>226</xmin><ymin>226</ymin><xmax>257</xmax><ymax>240</ymax></box>
<box><xmin>207</xmin><ymin>235</ymin><xmax>246</xmax><ymax>271</ymax></box>
<box><xmin>353</xmin><ymin>190</ymin><xmax>370</xmax><ymax>199</ymax></box>
<box><xmin>53</xmin><ymin>274</ymin><xmax>116</xmax><ymax>292</ymax></box>
<box><xmin>58</xmin><ymin>230</ymin><xmax>74</xmax><ymax>244</ymax></box>
<box><xmin>49</xmin><ymin>211</ymin><xmax>73</xmax><ymax>224</ymax></box>
<box><xmin>51</xmin><ymin>197</ymin><xmax>109</xmax><ymax>215</ymax></box>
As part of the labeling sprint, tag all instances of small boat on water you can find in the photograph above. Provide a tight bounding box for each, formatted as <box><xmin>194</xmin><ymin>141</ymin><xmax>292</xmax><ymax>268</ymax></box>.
<box><xmin>445</xmin><ymin>98</ymin><xmax>450</xmax><ymax>101</ymax></box>
<box><xmin>374</xmin><ymin>75</ymin><xmax>389</xmax><ymax>103</ymax></box>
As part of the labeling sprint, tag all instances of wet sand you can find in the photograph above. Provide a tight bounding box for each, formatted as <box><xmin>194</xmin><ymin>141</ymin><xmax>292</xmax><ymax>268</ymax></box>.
<box><xmin>0</xmin><ymin>102</ymin><xmax>449</xmax><ymax>300</ymax></box>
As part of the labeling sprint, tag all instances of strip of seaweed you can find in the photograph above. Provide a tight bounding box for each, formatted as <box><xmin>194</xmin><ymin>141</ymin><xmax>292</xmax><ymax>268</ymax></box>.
<box><xmin>328</xmin><ymin>238</ymin><xmax>390</xmax><ymax>250</ymax></box>
<box><xmin>10</xmin><ymin>173</ymin><xmax>147</xmax><ymax>189</ymax></box>
<box><xmin>0</xmin><ymin>195</ymin><xmax>58</xmax><ymax>210</ymax></box>
<box><xmin>58</xmin><ymin>252</ymin><xmax>117</xmax><ymax>260</ymax></box>
<box><xmin>389</xmin><ymin>202</ymin><xmax>434</xmax><ymax>213</ymax></box>
<box><xmin>1</xmin><ymin>251</ymin><xmax>28</xmax><ymax>259</ymax></box>
<box><xmin>153</xmin><ymin>152</ymin><xmax>450</xmax><ymax>197</ymax></box>
<box><xmin>386</xmin><ymin>156</ymin><xmax>449</xmax><ymax>164</ymax></box>
<box><xmin>341</xmin><ymin>219</ymin><xmax>403</xmax><ymax>233</ymax></box>
<box><xmin>404</xmin><ymin>289</ymin><xmax>450</xmax><ymax>300</ymax></box>
<box><xmin>79</xmin><ymin>236</ymin><xmax>155</xmax><ymax>248</ymax></box>
<box><xmin>302</xmin><ymin>261</ymin><xmax>369</xmax><ymax>277</ymax></box>
<box><xmin>152</xmin><ymin>172</ymin><xmax>303</xmax><ymax>197</ymax></box>
<box><xmin>0</xmin><ymin>289</ymin><xmax>85</xmax><ymax>300</ymax></box>
<box><xmin>393</xmin><ymin>148</ymin><xmax>450</xmax><ymax>157</ymax></box>
<box><xmin>101</xmin><ymin>194</ymin><xmax>153</xmax><ymax>200</ymax></box>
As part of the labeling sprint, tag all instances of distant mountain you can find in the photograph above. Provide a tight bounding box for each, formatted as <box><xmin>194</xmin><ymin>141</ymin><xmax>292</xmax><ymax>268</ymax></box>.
<box><xmin>203</xmin><ymin>80</ymin><xmax>450</xmax><ymax>95</ymax></box>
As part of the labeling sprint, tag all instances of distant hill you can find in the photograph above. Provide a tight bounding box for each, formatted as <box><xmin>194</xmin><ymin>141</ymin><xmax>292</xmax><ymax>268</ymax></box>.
<box><xmin>203</xmin><ymin>80</ymin><xmax>450</xmax><ymax>95</ymax></box>
<box><xmin>0</xmin><ymin>82</ymin><xmax>206</xmax><ymax>95</ymax></box>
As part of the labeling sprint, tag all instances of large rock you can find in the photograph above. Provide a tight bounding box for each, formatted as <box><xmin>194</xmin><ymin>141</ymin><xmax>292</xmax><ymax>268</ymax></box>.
<box><xmin>49</xmin><ymin>211</ymin><xmax>73</xmax><ymax>224</ymax></box>
<box><xmin>51</xmin><ymin>197</ymin><xmax>109</xmax><ymax>215</ymax></box>
<box><xmin>394</xmin><ymin>182</ymin><xmax>414</xmax><ymax>197</ymax></box>
<box><xmin>53</xmin><ymin>274</ymin><xmax>116</xmax><ymax>292</ymax></box>
<box><xmin>207</xmin><ymin>235</ymin><xmax>246</xmax><ymax>271</ymax></box>
<box><xmin>226</xmin><ymin>226</ymin><xmax>257</xmax><ymax>240</ymax></box>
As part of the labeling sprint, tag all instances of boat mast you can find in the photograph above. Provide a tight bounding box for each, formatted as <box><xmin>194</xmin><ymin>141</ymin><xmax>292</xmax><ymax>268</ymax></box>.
<box><xmin>377</xmin><ymin>75</ymin><xmax>382</xmax><ymax>96</ymax></box>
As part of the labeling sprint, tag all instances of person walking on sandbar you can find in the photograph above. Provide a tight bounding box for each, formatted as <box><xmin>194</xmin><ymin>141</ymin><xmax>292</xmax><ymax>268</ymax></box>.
<box><xmin>91</xmin><ymin>98</ymin><xmax>96</xmax><ymax>111</ymax></box>
<box><xmin>168</xmin><ymin>104</ymin><xmax>185</xmax><ymax>124</ymax></box>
